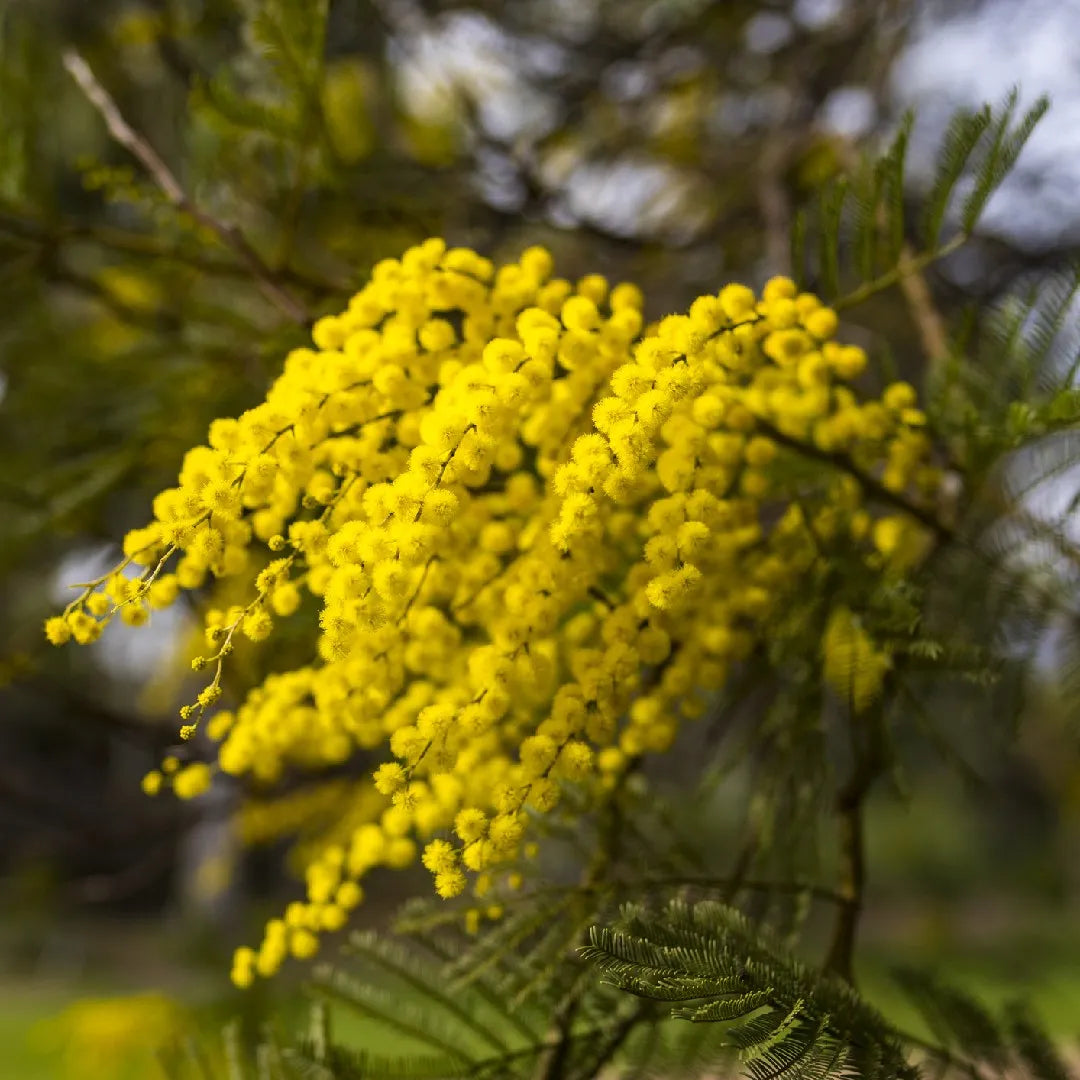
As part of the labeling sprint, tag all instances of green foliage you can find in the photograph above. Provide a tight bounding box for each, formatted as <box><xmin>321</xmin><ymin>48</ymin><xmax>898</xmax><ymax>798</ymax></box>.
<box><xmin>1009</xmin><ymin>1004</ymin><xmax>1076</xmax><ymax>1080</ymax></box>
<box><xmin>930</xmin><ymin>263</ymin><xmax>1080</xmax><ymax>471</ymax></box>
<box><xmin>582</xmin><ymin>900</ymin><xmax>911</xmax><ymax>1080</ymax></box>
<box><xmin>159</xmin><ymin>900</ymin><xmax>1074</xmax><ymax>1080</ymax></box>
<box><xmin>959</xmin><ymin>91</ymin><xmax>1049</xmax><ymax>237</ymax></box>
<box><xmin>0</xmin><ymin>9</ymin><xmax>43</xmax><ymax>202</ymax></box>
<box><xmin>287</xmin><ymin>928</ymin><xmax>576</xmax><ymax>1079</ymax></box>
<box><xmin>195</xmin><ymin>0</ymin><xmax>335</xmax><ymax>168</ymax></box>
<box><xmin>891</xmin><ymin>970</ymin><xmax>1076</xmax><ymax>1080</ymax></box>
<box><xmin>579</xmin><ymin>900</ymin><xmax>1074</xmax><ymax>1080</ymax></box>
<box><xmin>875</xmin><ymin>110</ymin><xmax>913</xmax><ymax>273</ymax></box>
<box><xmin>795</xmin><ymin>90</ymin><xmax>1049</xmax><ymax>305</ymax></box>
<box><xmin>921</xmin><ymin>105</ymin><xmax>994</xmax><ymax>253</ymax></box>
<box><xmin>915</xmin><ymin>257</ymin><xmax>1080</xmax><ymax>733</ymax></box>
<box><xmin>210</xmin><ymin>919</ymin><xmax>715</xmax><ymax>1080</ymax></box>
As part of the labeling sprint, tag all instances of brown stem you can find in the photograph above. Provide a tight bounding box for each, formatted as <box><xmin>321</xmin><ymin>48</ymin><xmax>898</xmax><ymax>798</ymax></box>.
<box><xmin>823</xmin><ymin>793</ymin><xmax>865</xmax><ymax>983</ymax></box>
<box><xmin>62</xmin><ymin>51</ymin><xmax>311</xmax><ymax>326</ymax></box>
<box><xmin>897</xmin><ymin>241</ymin><xmax>951</xmax><ymax>370</ymax></box>
<box><xmin>756</xmin><ymin>418</ymin><xmax>955</xmax><ymax>543</ymax></box>
<box><xmin>0</xmin><ymin>206</ymin><xmax>346</xmax><ymax>294</ymax></box>
<box><xmin>521</xmin><ymin>874</ymin><xmax>849</xmax><ymax>909</ymax></box>
<box><xmin>824</xmin><ymin>706</ymin><xmax>886</xmax><ymax>985</ymax></box>
<box><xmin>529</xmin><ymin>996</ymin><xmax>580</xmax><ymax>1080</ymax></box>
<box><xmin>634</xmin><ymin>875</ymin><xmax>848</xmax><ymax>908</ymax></box>
<box><xmin>834</xmin><ymin>235</ymin><xmax>966</xmax><ymax>313</ymax></box>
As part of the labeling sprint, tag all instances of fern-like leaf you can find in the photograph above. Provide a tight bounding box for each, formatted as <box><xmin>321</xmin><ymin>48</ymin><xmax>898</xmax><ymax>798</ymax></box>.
<box><xmin>675</xmin><ymin>991</ymin><xmax>773</xmax><ymax>1022</ymax></box>
<box><xmin>818</xmin><ymin>177</ymin><xmax>848</xmax><ymax>299</ymax></box>
<box><xmin>798</xmin><ymin>92</ymin><xmax>1048</xmax><ymax>310</ymax></box>
<box><xmin>196</xmin><ymin>73</ymin><xmax>303</xmax><ymax>140</ymax></box>
<box><xmin>920</xmin><ymin>103</ymin><xmax>993</xmax><ymax>250</ymax></box>
<box><xmin>726</xmin><ymin>1003</ymin><xmax>802</xmax><ymax>1056</ymax></box>
<box><xmin>1008</xmin><ymin>1002</ymin><xmax>1074</xmax><ymax>1080</ymax></box>
<box><xmin>961</xmin><ymin>89</ymin><xmax>1049</xmax><ymax>235</ymax></box>
<box><xmin>893</xmin><ymin>967</ymin><xmax>1008</xmax><ymax>1067</ymax></box>
<box><xmin>877</xmin><ymin>111</ymin><xmax>914</xmax><ymax>269</ymax></box>
<box><xmin>306</xmin><ymin>963</ymin><xmax>477</xmax><ymax>1065</ymax></box>
<box><xmin>343</xmin><ymin>929</ymin><xmax>511</xmax><ymax>1054</ymax></box>
<box><xmin>581</xmin><ymin>900</ymin><xmax>914</xmax><ymax>1080</ymax></box>
<box><xmin>444</xmin><ymin>895</ymin><xmax>575</xmax><ymax>989</ymax></box>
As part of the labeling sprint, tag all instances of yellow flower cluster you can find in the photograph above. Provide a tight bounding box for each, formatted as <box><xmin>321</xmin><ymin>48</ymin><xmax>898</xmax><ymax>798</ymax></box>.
<box><xmin>48</xmin><ymin>240</ymin><xmax>943</xmax><ymax>986</ymax></box>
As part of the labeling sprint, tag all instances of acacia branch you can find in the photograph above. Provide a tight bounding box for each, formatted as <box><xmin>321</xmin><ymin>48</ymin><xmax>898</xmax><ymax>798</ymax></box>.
<box><xmin>824</xmin><ymin>700</ymin><xmax>888</xmax><ymax>985</ymax></box>
<box><xmin>639</xmin><ymin>874</ymin><xmax>849</xmax><ymax>908</ymax></box>
<box><xmin>897</xmin><ymin>242</ymin><xmax>951</xmax><ymax>367</ymax></box>
<box><xmin>522</xmin><ymin>875</ymin><xmax>848</xmax><ymax>908</ymax></box>
<box><xmin>0</xmin><ymin>205</ymin><xmax>347</xmax><ymax>293</ymax></box>
<box><xmin>62</xmin><ymin>51</ymin><xmax>312</xmax><ymax>326</ymax></box>
<box><xmin>530</xmin><ymin>996</ymin><xmax>579</xmax><ymax>1080</ymax></box>
<box><xmin>833</xmin><ymin>139</ymin><xmax>953</xmax><ymax>373</ymax></box>
<box><xmin>756</xmin><ymin>418</ymin><xmax>956</xmax><ymax>543</ymax></box>
<box><xmin>823</xmin><ymin>791</ymin><xmax>866</xmax><ymax>984</ymax></box>
<box><xmin>834</xmin><ymin>234</ymin><xmax>966</xmax><ymax>313</ymax></box>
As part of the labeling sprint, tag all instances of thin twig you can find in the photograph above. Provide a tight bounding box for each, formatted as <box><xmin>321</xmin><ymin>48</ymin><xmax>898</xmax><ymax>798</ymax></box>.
<box><xmin>520</xmin><ymin>875</ymin><xmax>848</xmax><ymax>908</ymax></box>
<box><xmin>62</xmin><ymin>50</ymin><xmax>311</xmax><ymax>326</ymax></box>
<box><xmin>0</xmin><ymin>204</ymin><xmax>347</xmax><ymax>293</ymax></box>
<box><xmin>635</xmin><ymin>875</ymin><xmax>848</xmax><ymax>907</ymax></box>
<box><xmin>824</xmin><ymin>793</ymin><xmax>866</xmax><ymax>984</ymax></box>
<box><xmin>835</xmin><ymin>234</ymin><xmax>966</xmax><ymax>313</ymax></box>
<box><xmin>756</xmin><ymin>417</ymin><xmax>956</xmax><ymax>543</ymax></box>
<box><xmin>824</xmin><ymin>699</ymin><xmax>887</xmax><ymax>985</ymax></box>
<box><xmin>530</xmin><ymin>996</ymin><xmax>579</xmax><ymax>1080</ymax></box>
<box><xmin>897</xmin><ymin>241</ymin><xmax>951</xmax><ymax>367</ymax></box>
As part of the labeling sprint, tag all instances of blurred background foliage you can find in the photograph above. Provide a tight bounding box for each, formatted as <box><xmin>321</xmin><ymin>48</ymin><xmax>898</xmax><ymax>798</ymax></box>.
<box><xmin>1</xmin><ymin>0</ymin><xmax>1079</xmax><ymax>1075</ymax></box>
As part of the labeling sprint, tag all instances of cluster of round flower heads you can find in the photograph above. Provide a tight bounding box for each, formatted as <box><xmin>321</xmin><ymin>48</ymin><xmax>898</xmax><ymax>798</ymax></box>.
<box><xmin>47</xmin><ymin>240</ymin><xmax>945</xmax><ymax>987</ymax></box>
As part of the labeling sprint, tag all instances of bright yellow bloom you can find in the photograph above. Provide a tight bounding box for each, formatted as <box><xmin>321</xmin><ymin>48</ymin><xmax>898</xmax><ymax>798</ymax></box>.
<box><xmin>48</xmin><ymin>240</ymin><xmax>945</xmax><ymax>981</ymax></box>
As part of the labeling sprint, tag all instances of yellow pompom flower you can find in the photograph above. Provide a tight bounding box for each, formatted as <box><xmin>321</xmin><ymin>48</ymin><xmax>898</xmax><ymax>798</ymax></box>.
<box><xmin>46</xmin><ymin>239</ymin><xmax>949</xmax><ymax>983</ymax></box>
<box><xmin>44</xmin><ymin>616</ymin><xmax>72</xmax><ymax>646</ymax></box>
<box><xmin>434</xmin><ymin>868</ymin><xmax>467</xmax><ymax>898</ymax></box>
<box><xmin>173</xmin><ymin>762</ymin><xmax>212</xmax><ymax>800</ymax></box>
<box><xmin>373</xmin><ymin>762</ymin><xmax>408</xmax><ymax>795</ymax></box>
<box><xmin>141</xmin><ymin>770</ymin><xmax>163</xmax><ymax>796</ymax></box>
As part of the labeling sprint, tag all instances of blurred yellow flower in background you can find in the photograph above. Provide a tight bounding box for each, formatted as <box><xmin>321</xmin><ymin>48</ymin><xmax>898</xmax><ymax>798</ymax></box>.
<box><xmin>34</xmin><ymin>992</ymin><xmax>186</xmax><ymax>1080</ymax></box>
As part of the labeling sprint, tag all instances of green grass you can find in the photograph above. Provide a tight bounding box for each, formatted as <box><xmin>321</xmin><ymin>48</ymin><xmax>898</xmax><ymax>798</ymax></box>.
<box><xmin>0</xmin><ymin>988</ymin><xmax>69</xmax><ymax>1080</ymax></box>
<box><xmin>0</xmin><ymin>977</ymin><xmax>426</xmax><ymax>1080</ymax></box>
